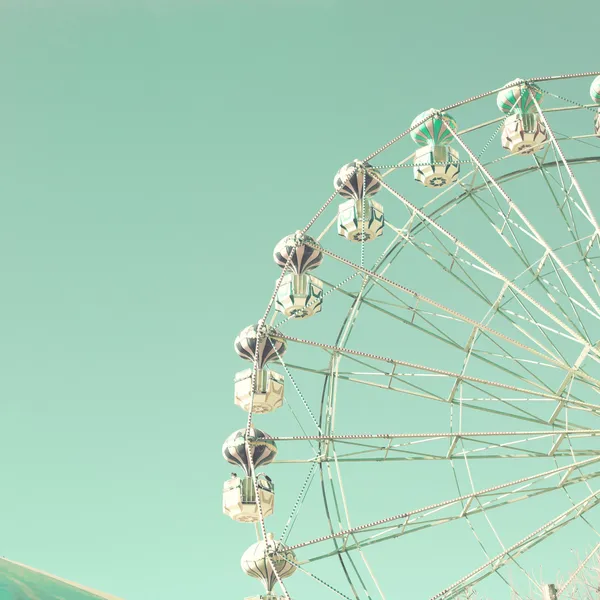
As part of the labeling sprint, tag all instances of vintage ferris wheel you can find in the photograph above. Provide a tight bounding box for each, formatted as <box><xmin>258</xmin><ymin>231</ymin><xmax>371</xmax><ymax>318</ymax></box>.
<box><xmin>222</xmin><ymin>73</ymin><xmax>600</xmax><ymax>600</ymax></box>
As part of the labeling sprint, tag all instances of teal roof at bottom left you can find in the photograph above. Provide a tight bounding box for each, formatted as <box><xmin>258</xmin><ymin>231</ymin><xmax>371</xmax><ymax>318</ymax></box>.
<box><xmin>0</xmin><ymin>558</ymin><xmax>122</xmax><ymax>600</ymax></box>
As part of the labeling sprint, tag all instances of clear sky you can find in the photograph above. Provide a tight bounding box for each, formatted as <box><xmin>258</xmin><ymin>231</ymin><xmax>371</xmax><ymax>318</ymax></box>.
<box><xmin>0</xmin><ymin>1</ymin><xmax>598</xmax><ymax>599</ymax></box>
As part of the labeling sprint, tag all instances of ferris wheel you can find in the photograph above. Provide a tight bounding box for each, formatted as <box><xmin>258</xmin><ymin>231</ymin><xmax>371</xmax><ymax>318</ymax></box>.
<box><xmin>222</xmin><ymin>72</ymin><xmax>600</xmax><ymax>600</ymax></box>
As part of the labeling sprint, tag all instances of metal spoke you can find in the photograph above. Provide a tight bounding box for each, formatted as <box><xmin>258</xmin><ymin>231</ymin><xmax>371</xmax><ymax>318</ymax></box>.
<box><xmin>428</xmin><ymin>489</ymin><xmax>600</xmax><ymax>600</ymax></box>
<box><xmin>286</xmin><ymin>456</ymin><xmax>600</xmax><ymax>555</ymax></box>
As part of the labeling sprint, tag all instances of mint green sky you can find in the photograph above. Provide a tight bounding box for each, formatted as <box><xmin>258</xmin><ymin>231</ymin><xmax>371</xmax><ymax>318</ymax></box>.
<box><xmin>0</xmin><ymin>2</ymin><xmax>598</xmax><ymax>599</ymax></box>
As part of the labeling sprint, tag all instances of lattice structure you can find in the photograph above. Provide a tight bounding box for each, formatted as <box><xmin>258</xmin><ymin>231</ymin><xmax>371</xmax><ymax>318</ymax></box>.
<box><xmin>222</xmin><ymin>72</ymin><xmax>600</xmax><ymax>600</ymax></box>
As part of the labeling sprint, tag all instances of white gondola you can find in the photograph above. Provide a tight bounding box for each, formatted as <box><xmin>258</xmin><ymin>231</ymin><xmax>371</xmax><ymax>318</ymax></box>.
<box><xmin>501</xmin><ymin>113</ymin><xmax>548</xmax><ymax>155</ymax></box>
<box><xmin>274</xmin><ymin>233</ymin><xmax>324</xmax><ymax>318</ymax></box>
<box><xmin>234</xmin><ymin>368</ymin><xmax>284</xmax><ymax>414</ymax></box>
<box><xmin>334</xmin><ymin>161</ymin><xmax>384</xmax><ymax>242</ymax></box>
<box><xmin>241</xmin><ymin>534</ymin><xmax>297</xmax><ymax>594</ymax></box>
<box><xmin>410</xmin><ymin>109</ymin><xmax>460</xmax><ymax>189</ymax></box>
<box><xmin>337</xmin><ymin>197</ymin><xmax>384</xmax><ymax>242</ymax></box>
<box><xmin>223</xmin><ymin>473</ymin><xmax>275</xmax><ymax>523</ymax></box>
<box><xmin>413</xmin><ymin>145</ymin><xmax>460</xmax><ymax>188</ymax></box>
<box><xmin>275</xmin><ymin>272</ymin><xmax>323</xmax><ymax>319</ymax></box>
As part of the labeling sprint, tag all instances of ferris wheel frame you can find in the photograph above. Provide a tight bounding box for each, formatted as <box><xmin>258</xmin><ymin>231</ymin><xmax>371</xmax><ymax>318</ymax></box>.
<box><xmin>231</xmin><ymin>71</ymin><xmax>600</xmax><ymax>600</ymax></box>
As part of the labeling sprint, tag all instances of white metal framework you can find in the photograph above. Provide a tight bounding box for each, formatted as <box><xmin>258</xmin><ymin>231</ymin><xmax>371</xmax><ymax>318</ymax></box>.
<box><xmin>226</xmin><ymin>72</ymin><xmax>600</xmax><ymax>600</ymax></box>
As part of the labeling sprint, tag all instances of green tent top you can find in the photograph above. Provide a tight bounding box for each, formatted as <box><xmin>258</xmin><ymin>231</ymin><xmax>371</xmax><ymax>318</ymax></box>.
<box><xmin>0</xmin><ymin>557</ymin><xmax>122</xmax><ymax>600</ymax></box>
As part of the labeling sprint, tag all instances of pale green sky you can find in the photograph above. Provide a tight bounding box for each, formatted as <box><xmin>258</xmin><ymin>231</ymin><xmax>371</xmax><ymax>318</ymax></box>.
<box><xmin>0</xmin><ymin>1</ymin><xmax>598</xmax><ymax>599</ymax></box>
